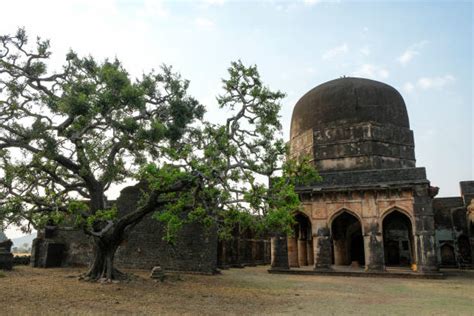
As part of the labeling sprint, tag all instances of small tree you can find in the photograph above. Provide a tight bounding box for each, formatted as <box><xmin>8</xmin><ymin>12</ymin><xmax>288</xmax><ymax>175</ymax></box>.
<box><xmin>0</xmin><ymin>29</ymin><xmax>318</xmax><ymax>281</ymax></box>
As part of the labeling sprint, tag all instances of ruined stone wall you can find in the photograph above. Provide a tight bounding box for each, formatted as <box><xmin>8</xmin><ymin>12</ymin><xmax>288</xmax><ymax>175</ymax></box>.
<box><xmin>32</xmin><ymin>184</ymin><xmax>219</xmax><ymax>274</ymax></box>
<box><xmin>113</xmin><ymin>184</ymin><xmax>219</xmax><ymax>273</ymax></box>
<box><xmin>115</xmin><ymin>214</ymin><xmax>217</xmax><ymax>273</ymax></box>
<box><xmin>433</xmin><ymin>196</ymin><xmax>472</xmax><ymax>266</ymax></box>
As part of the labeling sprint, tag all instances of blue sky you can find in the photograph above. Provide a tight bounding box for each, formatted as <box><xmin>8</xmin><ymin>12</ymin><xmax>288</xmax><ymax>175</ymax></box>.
<box><xmin>1</xmin><ymin>0</ymin><xmax>472</xmax><ymax>236</ymax></box>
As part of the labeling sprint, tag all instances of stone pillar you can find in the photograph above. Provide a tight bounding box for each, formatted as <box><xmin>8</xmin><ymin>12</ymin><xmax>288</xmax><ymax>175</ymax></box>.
<box><xmin>363</xmin><ymin>225</ymin><xmax>385</xmax><ymax>271</ymax></box>
<box><xmin>270</xmin><ymin>234</ymin><xmax>289</xmax><ymax>269</ymax></box>
<box><xmin>413</xmin><ymin>185</ymin><xmax>439</xmax><ymax>273</ymax></box>
<box><xmin>287</xmin><ymin>237</ymin><xmax>299</xmax><ymax>267</ymax></box>
<box><xmin>414</xmin><ymin>232</ymin><xmax>438</xmax><ymax>273</ymax></box>
<box><xmin>307</xmin><ymin>239</ymin><xmax>314</xmax><ymax>266</ymax></box>
<box><xmin>264</xmin><ymin>240</ymin><xmax>271</xmax><ymax>264</ymax></box>
<box><xmin>297</xmin><ymin>239</ymin><xmax>307</xmax><ymax>266</ymax></box>
<box><xmin>313</xmin><ymin>227</ymin><xmax>332</xmax><ymax>270</ymax></box>
<box><xmin>333</xmin><ymin>240</ymin><xmax>346</xmax><ymax>265</ymax></box>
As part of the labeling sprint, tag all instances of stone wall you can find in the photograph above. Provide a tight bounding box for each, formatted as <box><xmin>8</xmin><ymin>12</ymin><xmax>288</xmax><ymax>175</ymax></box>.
<box><xmin>32</xmin><ymin>184</ymin><xmax>219</xmax><ymax>274</ymax></box>
<box><xmin>289</xmin><ymin>123</ymin><xmax>416</xmax><ymax>172</ymax></box>
<box><xmin>32</xmin><ymin>183</ymin><xmax>270</xmax><ymax>274</ymax></box>
<box><xmin>433</xmin><ymin>193</ymin><xmax>472</xmax><ymax>267</ymax></box>
<box><xmin>112</xmin><ymin>185</ymin><xmax>218</xmax><ymax>273</ymax></box>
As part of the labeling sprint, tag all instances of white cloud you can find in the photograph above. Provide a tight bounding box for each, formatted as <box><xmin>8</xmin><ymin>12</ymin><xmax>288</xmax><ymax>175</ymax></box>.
<box><xmin>360</xmin><ymin>46</ymin><xmax>370</xmax><ymax>56</ymax></box>
<box><xmin>352</xmin><ymin>64</ymin><xmax>389</xmax><ymax>80</ymax></box>
<box><xmin>195</xmin><ymin>17</ymin><xmax>215</xmax><ymax>29</ymax></box>
<box><xmin>401</xmin><ymin>75</ymin><xmax>455</xmax><ymax>93</ymax></box>
<box><xmin>303</xmin><ymin>0</ymin><xmax>321</xmax><ymax>5</ymax></box>
<box><xmin>322</xmin><ymin>43</ymin><xmax>348</xmax><ymax>60</ymax></box>
<box><xmin>138</xmin><ymin>0</ymin><xmax>169</xmax><ymax>18</ymax></box>
<box><xmin>202</xmin><ymin>0</ymin><xmax>225</xmax><ymax>6</ymax></box>
<box><xmin>306</xmin><ymin>67</ymin><xmax>316</xmax><ymax>74</ymax></box>
<box><xmin>397</xmin><ymin>40</ymin><xmax>429</xmax><ymax>66</ymax></box>
<box><xmin>403</xmin><ymin>82</ymin><xmax>414</xmax><ymax>93</ymax></box>
<box><xmin>417</xmin><ymin>75</ymin><xmax>455</xmax><ymax>90</ymax></box>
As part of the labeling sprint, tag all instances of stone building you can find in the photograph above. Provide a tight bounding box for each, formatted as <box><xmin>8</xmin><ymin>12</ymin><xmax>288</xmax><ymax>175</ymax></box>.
<box><xmin>433</xmin><ymin>181</ymin><xmax>474</xmax><ymax>267</ymax></box>
<box><xmin>31</xmin><ymin>184</ymin><xmax>270</xmax><ymax>273</ymax></box>
<box><xmin>271</xmin><ymin>77</ymin><xmax>472</xmax><ymax>274</ymax></box>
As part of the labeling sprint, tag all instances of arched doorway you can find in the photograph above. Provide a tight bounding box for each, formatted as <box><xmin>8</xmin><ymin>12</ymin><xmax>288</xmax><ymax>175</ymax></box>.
<box><xmin>440</xmin><ymin>243</ymin><xmax>456</xmax><ymax>266</ymax></box>
<box><xmin>331</xmin><ymin>211</ymin><xmax>365</xmax><ymax>267</ymax></box>
<box><xmin>288</xmin><ymin>212</ymin><xmax>313</xmax><ymax>267</ymax></box>
<box><xmin>382</xmin><ymin>210</ymin><xmax>414</xmax><ymax>267</ymax></box>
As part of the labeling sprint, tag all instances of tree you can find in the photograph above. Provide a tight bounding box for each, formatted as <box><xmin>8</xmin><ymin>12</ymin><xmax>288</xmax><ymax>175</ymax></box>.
<box><xmin>0</xmin><ymin>29</ymin><xmax>318</xmax><ymax>281</ymax></box>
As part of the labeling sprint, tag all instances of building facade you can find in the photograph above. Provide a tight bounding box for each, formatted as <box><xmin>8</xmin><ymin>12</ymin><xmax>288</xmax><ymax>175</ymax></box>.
<box><xmin>271</xmin><ymin>77</ymin><xmax>473</xmax><ymax>274</ymax></box>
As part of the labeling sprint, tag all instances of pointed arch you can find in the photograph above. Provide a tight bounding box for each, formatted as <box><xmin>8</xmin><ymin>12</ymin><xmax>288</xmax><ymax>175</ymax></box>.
<box><xmin>382</xmin><ymin>209</ymin><xmax>414</xmax><ymax>266</ymax></box>
<box><xmin>330</xmin><ymin>209</ymin><xmax>365</xmax><ymax>267</ymax></box>
<box><xmin>380</xmin><ymin>206</ymin><xmax>415</xmax><ymax>230</ymax></box>
<box><xmin>329</xmin><ymin>208</ymin><xmax>364</xmax><ymax>235</ymax></box>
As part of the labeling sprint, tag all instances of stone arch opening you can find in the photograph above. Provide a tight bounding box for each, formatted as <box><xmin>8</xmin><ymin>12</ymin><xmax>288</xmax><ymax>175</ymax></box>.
<box><xmin>288</xmin><ymin>212</ymin><xmax>313</xmax><ymax>267</ymax></box>
<box><xmin>382</xmin><ymin>210</ymin><xmax>414</xmax><ymax>266</ymax></box>
<box><xmin>330</xmin><ymin>211</ymin><xmax>365</xmax><ymax>267</ymax></box>
<box><xmin>440</xmin><ymin>243</ymin><xmax>456</xmax><ymax>266</ymax></box>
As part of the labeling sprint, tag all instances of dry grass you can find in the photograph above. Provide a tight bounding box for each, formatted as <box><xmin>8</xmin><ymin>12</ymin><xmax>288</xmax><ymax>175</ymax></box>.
<box><xmin>0</xmin><ymin>265</ymin><xmax>473</xmax><ymax>315</ymax></box>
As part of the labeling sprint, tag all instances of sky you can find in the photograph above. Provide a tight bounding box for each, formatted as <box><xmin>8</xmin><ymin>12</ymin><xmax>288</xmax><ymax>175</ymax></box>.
<box><xmin>1</xmin><ymin>0</ymin><xmax>472</xmax><ymax>238</ymax></box>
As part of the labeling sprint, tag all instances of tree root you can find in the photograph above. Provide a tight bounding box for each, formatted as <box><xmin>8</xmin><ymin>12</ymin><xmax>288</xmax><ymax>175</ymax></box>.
<box><xmin>79</xmin><ymin>268</ymin><xmax>132</xmax><ymax>283</ymax></box>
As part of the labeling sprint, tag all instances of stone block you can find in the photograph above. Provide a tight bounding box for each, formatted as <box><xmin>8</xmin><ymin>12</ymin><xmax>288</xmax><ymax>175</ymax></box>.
<box><xmin>0</xmin><ymin>253</ymin><xmax>13</xmax><ymax>270</ymax></box>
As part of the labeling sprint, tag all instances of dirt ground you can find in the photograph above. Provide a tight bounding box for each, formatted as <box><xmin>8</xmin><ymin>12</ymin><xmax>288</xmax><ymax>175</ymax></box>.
<box><xmin>1</xmin><ymin>266</ymin><xmax>473</xmax><ymax>315</ymax></box>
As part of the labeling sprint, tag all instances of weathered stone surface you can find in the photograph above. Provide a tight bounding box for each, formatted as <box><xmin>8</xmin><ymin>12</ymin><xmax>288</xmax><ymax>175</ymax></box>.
<box><xmin>313</xmin><ymin>227</ymin><xmax>332</xmax><ymax>270</ymax></box>
<box><xmin>0</xmin><ymin>239</ymin><xmax>13</xmax><ymax>270</ymax></box>
<box><xmin>270</xmin><ymin>234</ymin><xmax>289</xmax><ymax>270</ymax></box>
<box><xmin>281</xmin><ymin>77</ymin><xmax>473</xmax><ymax>275</ymax></box>
<box><xmin>290</xmin><ymin>78</ymin><xmax>415</xmax><ymax>173</ymax></box>
<box><xmin>31</xmin><ymin>239</ymin><xmax>65</xmax><ymax>268</ymax></box>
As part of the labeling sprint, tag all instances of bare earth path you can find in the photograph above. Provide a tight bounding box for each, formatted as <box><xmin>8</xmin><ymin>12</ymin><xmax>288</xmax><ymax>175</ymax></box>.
<box><xmin>1</xmin><ymin>266</ymin><xmax>473</xmax><ymax>315</ymax></box>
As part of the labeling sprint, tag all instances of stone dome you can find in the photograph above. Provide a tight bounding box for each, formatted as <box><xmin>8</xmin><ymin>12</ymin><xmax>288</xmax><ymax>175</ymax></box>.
<box><xmin>290</xmin><ymin>77</ymin><xmax>410</xmax><ymax>139</ymax></box>
<box><xmin>289</xmin><ymin>77</ymin><xmax>416</xmax><ymax>172</ymax></box>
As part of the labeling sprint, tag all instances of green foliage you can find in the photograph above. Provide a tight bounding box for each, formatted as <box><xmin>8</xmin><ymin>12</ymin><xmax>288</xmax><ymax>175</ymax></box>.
<box><xmin>0</xmin><ymin>29</ymin><xmax>204</xmax><ymax>234</ymax></box>
<box><xmin>86</xmin><ymin>207</ymin><xmax>117</xmax><ymax>230</ymax></box>
<box><xmin>0</xmin><ymin>30</ymin><xmax>320</xmax><ymax>250</ymax></box>
<box><xmin>142</xmin><ymin>60</ymin><xmax>321</xmax><ymax>242</ymax></box>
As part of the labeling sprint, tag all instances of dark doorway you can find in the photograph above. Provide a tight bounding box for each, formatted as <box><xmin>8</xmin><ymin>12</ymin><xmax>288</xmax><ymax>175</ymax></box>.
<box><xmin>457</xmin><ymin>235</ymin><xmax>472</xmax><ymax>265</ymax></box>
<box><xmin>382</xmin><ymin>210</ymin><xmax>413</xmax><ymax>266</ymax></box>
<box><xmin>331</xmin><ymin>211</ymin><xmax>365</xmax><ymax>266</ymax></box>
<box><xmin>440</xmin><ymin>243</ymin><xmax>456</xmax><ymax>266</ymax></box>
<box><xmin>288</xmin><ymin>212</ymin><xmax>313</xmax><ymax>267</ymax></box>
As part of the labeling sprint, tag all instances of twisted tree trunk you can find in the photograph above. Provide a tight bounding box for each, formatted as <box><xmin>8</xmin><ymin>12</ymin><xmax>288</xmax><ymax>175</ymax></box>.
<box><xmin>85</xmin><ymin>237</ymin><xmax>125</xmax><ymax>281</ymax></box>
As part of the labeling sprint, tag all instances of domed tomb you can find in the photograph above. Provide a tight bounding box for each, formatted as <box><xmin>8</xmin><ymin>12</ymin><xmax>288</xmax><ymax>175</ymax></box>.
<box><xmin>289</xmin><ymin>77</ymin><xmax>416</xmax><ymax>172</ymax></box>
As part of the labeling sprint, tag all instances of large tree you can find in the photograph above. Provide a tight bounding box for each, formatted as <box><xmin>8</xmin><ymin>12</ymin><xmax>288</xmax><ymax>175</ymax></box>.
<box><xmin>0</xmin><ymin>29</ymin><xmax>318</xmax><ymax>281</ymax></box>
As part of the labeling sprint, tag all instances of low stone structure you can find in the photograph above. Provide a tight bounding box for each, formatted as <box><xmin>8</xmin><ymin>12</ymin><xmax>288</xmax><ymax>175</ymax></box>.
<box><xmin>433</xmin><ymin>181</ymin><xmax>474</xmax><ymax>267</ymax></box>
<box><xmin>217</xmin><ymin>225</ymin><xmax>271</xmax><ymax>268</ymax></box>
<box><xmin>32</xmin><ymin>184</ymin><xmax>269</xmax><ymax>274</ymax></box>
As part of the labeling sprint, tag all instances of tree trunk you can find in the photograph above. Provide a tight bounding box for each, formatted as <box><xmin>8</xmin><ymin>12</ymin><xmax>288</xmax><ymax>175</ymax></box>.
<box><xmin>84</xmin><ymin>237</ymin><xmax>125</xmax><ymax>282</ymax></box>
